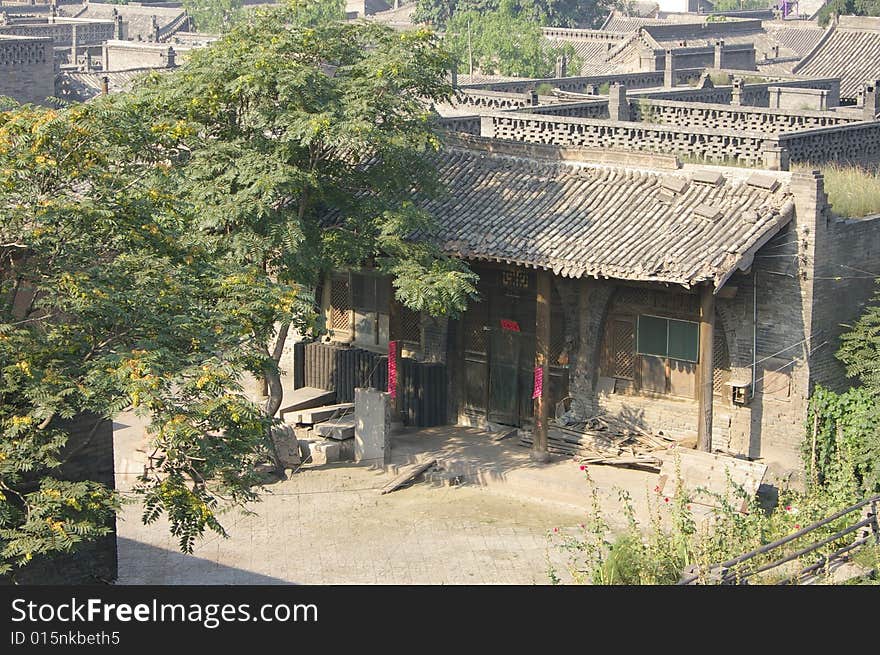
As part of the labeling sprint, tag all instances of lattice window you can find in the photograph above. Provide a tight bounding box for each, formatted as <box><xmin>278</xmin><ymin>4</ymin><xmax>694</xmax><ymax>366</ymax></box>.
<box><xmin>392</xmin><ymin>301</ymin><xmax>422</xmax><ymax>345</ymax></box>
<box><xmin>611</xmin><ymin>320</ymin><xmax>635</xmax><ymax>379</ymax></box>
<box><xmin>499</xmin><ymin>268</ymin><xmax>531</xmax><ymax>291</ymax></box>
<box><xmin>713</xmin><ymin>317</ymin><xmax>731</xmax><ymax>395</ymax></box>
<box><xmin>329</xmin><ymin>274</ymin><xmax>351</xmax><ymax>333</ymax></box>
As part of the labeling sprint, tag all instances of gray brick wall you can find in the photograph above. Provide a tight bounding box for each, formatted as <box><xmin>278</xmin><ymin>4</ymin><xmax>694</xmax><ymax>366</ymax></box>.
<box><xmin>0</xmin><ymin>37</ymin><xmax>54</xmax><ymax>105</ymax></box>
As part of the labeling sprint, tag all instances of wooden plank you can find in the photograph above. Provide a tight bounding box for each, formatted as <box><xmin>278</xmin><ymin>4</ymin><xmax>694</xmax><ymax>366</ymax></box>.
<box><xmin>657</xmin><ymin>448</ymin><xmax>767</xmax><ymax>512</ymax></box>
<box><xmin>491</xmin><ymin>427</ymin><xmax>518</xmax><ymax>442</ymax></box>
<box><xmin>279</xmin><ymin>387</ymin><xmax>337</xmax><ymax>422</ymax></box>
<box><xmin>313</xmin><ymin>415</ymin><xmax>356</xmax><ymax>440</ymax></box>
<box><xmin>298</xmin><ymin>403</ymin><xmax>355</xmax><ymax>425</ymax></box>
<box><xmin>379</xmin><ymin>459</ymin><xmax>437</xmax><ymax>495</ymax></box>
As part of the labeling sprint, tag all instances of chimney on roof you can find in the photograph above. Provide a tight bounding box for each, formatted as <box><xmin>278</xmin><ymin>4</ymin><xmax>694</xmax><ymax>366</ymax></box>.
<box><xmin>450</xmin><ymin>61</ymin><xmax>458</xmax><ymax>88</ymax></box>
<box><xmin>101</xmin><ymin>76</ymin><xmax>109</xmax><ymax>95</ymax></box>
<box><xmin>731</xmin><ymin>77</ymin><xmax>744</xmax><ymax>106</ymax></box>
<box><xmin>864</xmin><ymin>81</ymin><xmax>880</xmax><ymax>120</ymax></box>
<box><xmin>70</xmin><ymin>24</ymin><xmax>78</xmax><ymax>68</ymax></box>
<box><xmin>762</xmin><ymin>139</ymin><xmax>789</xmax><ymax>171</ymax></box>
<box><xmin>664</xmin><ymin>49</ymin><xmax>675</xmax><ymax>88</ymax></box>
<box><xmin>714</xmin><ymin>39</ymin><xmax>724</xmax><ymax>70</ymax></box>
<box><xmin>555</xmin><ymin>53</ymin><xmax>567</xmax><ymax>79</ymax></box>
<box><xmin>608</xmin><ymin>83</ymin><xmax>630</xmax><ymax>122</ymax></box>
<box><xmin>529</xmin><ymin>90</ymin><xmax>539</xmax><ymax>106</ymax></box>
<box><xmin>165</xmin><ymin>46</ymin><xmax>176</xmax><ymax>68</ymax></box>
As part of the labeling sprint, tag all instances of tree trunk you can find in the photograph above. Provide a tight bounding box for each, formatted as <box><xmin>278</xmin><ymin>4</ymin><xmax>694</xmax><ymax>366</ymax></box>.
<box><xmin>261</xmin><ymin>321</ymin><xmax>291</xmax><ymax>477</ymax></box>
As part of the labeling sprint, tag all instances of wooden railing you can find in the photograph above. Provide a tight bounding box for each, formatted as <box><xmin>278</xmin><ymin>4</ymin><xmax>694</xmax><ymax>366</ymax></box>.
<box><xmin>678</xmin><ymin>494</ymin><xmax>880</xmax><ymax>585</ymax></box>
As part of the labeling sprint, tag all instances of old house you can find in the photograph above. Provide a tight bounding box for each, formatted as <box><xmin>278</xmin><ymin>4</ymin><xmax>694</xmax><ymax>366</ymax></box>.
<box><xmin>296</xmin><ymin>131</ymin><xmax>880</xmax><ymax>483</ymax></box>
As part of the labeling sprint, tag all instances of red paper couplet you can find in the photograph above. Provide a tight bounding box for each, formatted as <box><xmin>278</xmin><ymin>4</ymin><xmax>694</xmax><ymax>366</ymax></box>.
<box><xmin>500</xmin><ymin>319</ymin><xmax>520</xmax><ymax>332</ymax></box>
<box><xmin>388</xmin><ymin>341</ymin><xmax>398</xmax><ymax>399</ymax></box>
<box><xmin>532</xmin><ymin>366</ymin><xmax>543</xmax><ymax>399</ymax></box>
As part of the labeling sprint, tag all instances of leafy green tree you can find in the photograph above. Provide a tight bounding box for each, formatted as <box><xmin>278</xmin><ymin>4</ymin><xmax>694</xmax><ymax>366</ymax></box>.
<box><xmin>0</xmin><ymin>96</ymin><xmax>301</xmax><ymax>575</ymax></box>
<box><xmin>445</xmin><ymin>0</ymin><xmax>583</xmax><ymax>77</ymax></box>
<box><xmin>413</xmin><ymin>0</ymin><xmax>615</xmax><ymax>29</ymax></box>
<box><xmin>181</xmin><ymin>0</ymin><xmax>246</xmax><ymax>34</ymax></box>
<box><xmin>804</xmin><ymin>282</ymin><xmax>880</xmax><ymax>493</ymax></box>
<box><xmin>120</xmin><ymin>3</ymin><xmax>477</xmax><ymax>442</ymax></box>
<box><xmin>818</xmin><ymin>0</ymin><xmax>880</xmax><ymax>25</ymax></box>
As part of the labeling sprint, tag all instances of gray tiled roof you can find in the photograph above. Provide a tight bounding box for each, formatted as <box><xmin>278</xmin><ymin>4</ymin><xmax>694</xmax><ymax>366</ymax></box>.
<box><xmin>416</xmin><ymin>142</ymin><xmax>795</xmax><ymax>287</ymax></box>
<box><xmin>794</xmin><ymin>26</ymin><xmax>880</xmax><ymax>100</ymax></box>
<box><xmin>765</xmin><ymin>24</ymin><xmax>826</xmax><ymax>57</ymax></box>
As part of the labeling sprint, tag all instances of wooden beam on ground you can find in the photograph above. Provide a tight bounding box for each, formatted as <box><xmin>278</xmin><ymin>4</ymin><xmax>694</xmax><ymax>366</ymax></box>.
<box><xmin>379</xmin><ymin>459</ymin><xmax>437</xmax><ymax>495</ymax></box>
<box><xmin>531</xmin><ymin>269</ymin><xmax>551</xmax><ymax>463</ymax></box>
<box><xmin>697</xmin><ymin>283</ymin><xmax>715</xmax><ymax>452</ymax></box>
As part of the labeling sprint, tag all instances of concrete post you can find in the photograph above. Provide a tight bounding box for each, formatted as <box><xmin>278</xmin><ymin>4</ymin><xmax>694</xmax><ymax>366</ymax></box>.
<box><xmin>697</xmin><ymin>283</ymin><xmax>715</xmax><ymax>453</ymax></box>
<box><xmin>762</xmin><ymin>139</ymin><xmax>790</xmax><ymax>171</ymax></box>
<box><xmin>529</xmin><ymin>89</ymin><xmax>538</xmax><ymax>106</ymax></box>
<box><xmin>102</xmin><ymin>43</ymin><xmax>109</xmax><ymax>71</ymax></box>
<box><xmin>864</xmin><ymin>80</ymin><xmax>880</xmax><ymax>120</ymax></box>
<box><xmin>714</xmin><ymin>39</ymin><xmax>724</xmax><ymax>69</ymax></box>
<box><xmin>479</xmin><ymin>115</ymin><xmax>495</xmax><ymax>138</ymax></box>
<box><xmin>165</xmin><ymin>46</ymin><xmax>176</xmax><ymax>68</ymax></box>
<box><xmin>70</xmin><ymin>24</ymin><xmax>77</xmax><ymax>67</ymax></box>
<box><xmin>664</xmin><ymin>48</ymin><xmax>675</xmax><ymax>88</ymax></box>
<box><xmin>555</xmin><ymin>53</ymin><xmax>567</xmax><ymax>78</ymax></box>
<box><xmin>608</xmin><ymin>83</ymin><xmax>629</xmax><ymax>121</ymax></box>
<box><xmin>731</xmin><ymin>77</ymin><xmax>743</xmax><ymax>106</ymax></box>
<box><xmin>85</xmin><ymin>50</ymin><xmax>92</xmax><ymax>72</ymax></box>
<box><xmin>115</xmin><ymin>14</ymin><xmax>123</xmax><ymax>40</ymax></box>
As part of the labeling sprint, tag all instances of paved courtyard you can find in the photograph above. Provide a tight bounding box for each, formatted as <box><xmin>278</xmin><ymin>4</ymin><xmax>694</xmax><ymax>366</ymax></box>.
<box><xmin>114</xmin><ymin>415</ymin><xmax>666</xmax><ymax>585</ymax></box>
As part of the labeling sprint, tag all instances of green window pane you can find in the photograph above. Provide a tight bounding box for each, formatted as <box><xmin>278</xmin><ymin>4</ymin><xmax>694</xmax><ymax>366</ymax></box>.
<box><xmin>637</xmin><ymin>315</ymin><xmax>668</xmax><ymax>357</ymax></box>
<box><xmin>668</xmin><ymin>319</ymin><xmax>699</xmax><ymax>362</ymax></box>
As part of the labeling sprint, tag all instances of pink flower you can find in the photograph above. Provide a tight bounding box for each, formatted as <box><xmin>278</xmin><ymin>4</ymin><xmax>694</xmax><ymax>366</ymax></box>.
<box><xmin>579</xmin><ymin>465</ymin><xmax>585</xmax><ymax>471</ymax></box>
<box><xmin>553</xmin><ymin>527</ymin><xmax>558</xmax><ymax>533</ymax></box>
<box><xmin>785</xmin><ymin>505</ymin><xmax>792</xmax><ymax>512</ymax></box>
<box><xmin>653</xmin><ymin>485</ymin><xmax>661</xmax><ymax>493</ymax></box>
<box><xmin>687</xmin><ymin>505</ymin><xmax>692</xmax><ymax>511</ymax></box>
<box><xmin>664</xmin><ymin>497</ymin><xmax>670</xmax><ymax>503</ymax></box>
<box><xmin>794</xmin><ymin>524</ymin><xmax>800</xmax><ymax>530</ymax></box>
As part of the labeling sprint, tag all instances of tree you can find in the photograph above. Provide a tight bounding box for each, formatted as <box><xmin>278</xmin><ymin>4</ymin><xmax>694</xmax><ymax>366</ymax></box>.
<box><xmin>818</xmin><ymin>0</ymin><xmax>880</xmax><ymax>25</ymax></box>
<box><xmin>444</xmin><ymin>1</ymin><xmax>584</xmax><ymax>77</ymax></box>
<box><xmin>118</xmin><ymin>3</ymin><xmax>478</xmax><ymax>457</ymax></box>
<box><xmin>413</xmin><ymin>0</ymin><xmax>615</xmax><ymax>30</ymax></box>
<box><xmin>0</xmin><ymin>95</ymin><xmax>304</xmax><ymax>576</ymax></box>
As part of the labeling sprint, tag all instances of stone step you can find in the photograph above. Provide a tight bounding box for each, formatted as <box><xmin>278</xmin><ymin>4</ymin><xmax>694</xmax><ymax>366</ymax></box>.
<box><xmin>314</xmin><ymin>415</ymin><xmax>356</xmax><ymax>440</ymax></box>
<box><xmin>289</xmin><ymin>403</ymin><xmax>355</xmax><ymax>425</ymax></box>
<box><xmin>279</xmin><ymin>387</ymin><xmax>337</xmax><ymax>423</ymax></box>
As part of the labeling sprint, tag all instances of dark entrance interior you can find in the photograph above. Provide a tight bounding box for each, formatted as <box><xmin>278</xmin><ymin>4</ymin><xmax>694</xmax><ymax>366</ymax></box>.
<box><xmin>460</xmin><ymin>265</ymin><xmax>569</xmax><ymax>427</ymax></box>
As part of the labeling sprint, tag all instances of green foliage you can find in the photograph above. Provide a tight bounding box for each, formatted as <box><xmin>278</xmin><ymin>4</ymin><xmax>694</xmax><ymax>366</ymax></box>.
<box><xmin>444</xmin><ymin>0</ymin><xmax>584</xmax><ymax>78</ymax></box>
<box><xmin>0</xmin><ymin>99</ymin><xmax>293</xmax><ymax>575</ymax></box>
<box><xmin>818</xmin><ymin>0</ymin><xmax>880</xmax><ymax>26</ymax></box>
<box><xmin>550</xmin><ymin>453</ymin><xmax>865</xmax><ymax>585</ymax></box>
<box><xmin>805</xmin><ymin>386</ymin><xmax>880</xmax><ymax>492</ymax></box>
<box><xmin>800</xmin><ymin>163</ymin><xmax>880</xmax><ymax>219</ymax></box>
<box><xmin>710</xmin><ymin>0</ymin><xmax>772</xmax><ymax>10</ymax></box>
<box><xmin>413</xmin><ymin>0</ymin><xmax>614</xmax><ymax>30</ymax></box>
<box><xmin>182</xmin><ymin>0</ymin><xmax>247</xmax><ymax>33</ymax></box>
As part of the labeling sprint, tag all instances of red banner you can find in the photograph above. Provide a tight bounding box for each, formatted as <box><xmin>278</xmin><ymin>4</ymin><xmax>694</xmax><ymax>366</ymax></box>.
<box><xmin>500</xmin><ymin>319</ymin><xmax>520</xmax><ymax>332</ymax></box>
<box><xmin>532</xmin><ymin>366</ymin><xmax>543</xmax><ymax>399</ymax></box>
<box><xmin>388</xmin><ymin>341</ymin><xmax>398</xmax><ymax>399</ymax></box>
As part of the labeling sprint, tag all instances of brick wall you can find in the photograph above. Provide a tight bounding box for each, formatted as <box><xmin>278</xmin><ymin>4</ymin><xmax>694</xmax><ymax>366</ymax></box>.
<box><xmin>628</xmin><ymin>98</ymin><xmax>859</xmax><ymax>133</ymax></box>
<box><xmin>0</xmin><ymin>36</ymin><xmax>54</xmax><ymax>105</ymax></box>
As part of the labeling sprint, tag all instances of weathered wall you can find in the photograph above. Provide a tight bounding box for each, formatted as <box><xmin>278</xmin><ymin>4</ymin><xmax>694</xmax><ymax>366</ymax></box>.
<box><xmin>810</xmin><ymin>210</ymin><xmax>880</xmax><ymax>392</ymax></box>
<box><xmin>0</xmin><ymin>36</ymin><xmax>53</xmax><ymax>104</ymax></box>
<box><xmin>0</xmin><ymin>20</ymin><xmax>115</xmax><ymax>47</ymax></box>
<box><xmin>628</xmin><ymin>98</ymin><xmax>859</xmax><ymax>133</ymax></box>
<box><xmin>103</xmin><ymin>40</ymin><xmax>182</xmax><ymax>70</ymax></box>
<box><xmin>481</xmin><ymin>111</ymin><xmax>772</xmax><ymax>166</ymax></box>
<box><xmin>2</xmin><ymin>413</ymin><xmax>117</xmax><ymax>585</ymax></box>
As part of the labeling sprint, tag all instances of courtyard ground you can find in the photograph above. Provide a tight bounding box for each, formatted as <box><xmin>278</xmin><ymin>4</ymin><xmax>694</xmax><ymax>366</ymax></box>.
<box><xmin>114</xmin><ymin>414</ymin><xmax>674</xmax><ymax>584</ymax></box>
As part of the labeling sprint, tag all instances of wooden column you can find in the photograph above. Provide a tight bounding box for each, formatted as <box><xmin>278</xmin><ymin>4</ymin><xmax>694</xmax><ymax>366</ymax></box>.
<box><xmin>531</xmin><ymin>270</ymin><xmax>551</xmax><ymax>463</ymax></box>
<box><xmin>697</xmin><ymin>283</ymin><xmax>715</xmax><ymax>452</ymax></box>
